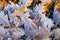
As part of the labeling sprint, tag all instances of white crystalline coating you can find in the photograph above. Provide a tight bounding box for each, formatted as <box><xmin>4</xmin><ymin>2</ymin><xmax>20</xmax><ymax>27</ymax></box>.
<box><xmin>0</xmin><ymin>12</ymin><xmax>8</xmax><ymax>22</ymax></box>
<box><xmin>11</xmin><ymin>7</ymin><xmax>27</xmax><ymax>17</ymax></box>
<box><xmin>52</xmin><ymin>28</ymin><xmax>60</xmax><ymax>34</ymax></box>
<box><xmin>8</xmin><ymin>38</ymin><xmax>12</xmax><ymax>40</ymax></box>
<box><xmin>53</xmin><ymin>10</ymin><xmax>60</xmax><ymax>24</ymax></box>
<box><xmin>22</xmin><ymin>12</ymin><xmax>30</xmax><ymax>19</ymax></box>
<box><xmin>13</xmin><ymin>17</ymin><xmax>21</xmax><ymax>27</ymax></box>
<box><xmin>0</xmin><ymin>0</ymin><xmax>60</xmax><ymax>40</ymax></box>
<box><xmin>22</xmin><ymin>18</ymin><xmax>37</xmax><ymax>35</ymax></box>
<box><xmin>52</xmin><ymin>28</ymin><xmax>60</xmax><ymax>39</ymax></box>
<box><xmin>12</xmin><ymin>28</ymin><xmax>25</xmax><ymax>39</ymax></box>
<box><xmin>9</xmin><ymin>15</ymin><xmax>21</xmax><ymax>27</ymax></box>
<box><xmin>33</xmin><ymin>4</ymin><xmax>44</xmax><ymax>14</ymax></box>
<box><xmin>41</xmin><ymin>37</ymin><xmax>51</xmax><ymax>40</ymax></box>
<box><xmin>31</xmin><ymin>4</ymin><xmax>46</xmax><ymax>19</ymax></box>
<box><xmin>5</xmin><ymin>2</ymin><xmax>20</xmax><ymax>11</ymax></box>
<box><xmin>4</xmin><ymin>28</ymin><xmax>10</xmax><ymax>38</ymax></box>
<box><xmin>9</xmin><ymin>1</ymin><xmax>15</xmax><ymax>9</ymax></box>
<box><xmin>4</xmin><ymin>4</ymin><xmax>11</xmax><ymax>10</ymax></box>
<box><xmin>0</xmin><ymin>26</ymin><xmax>5</xmax><ymax>40</ymax></box>
<box><xmin>20</xmin><ymin>0</ymin><xmax>27</xmax><ymax>4</ymax></box>
<box><xmin>20</xmin><ymin>9</ymin><xmax>53</xmax><ymax>38</ymax></box>
<box><xmin>20</xmin><ymin>0</ymin><xmax>33</xmax><ymax>7</ymax></box>
<box><xmin>38</xmin><ymin>14</ymin><xmax>53</xmax><ymax>29</ymax></box>
<box><xmin>20</xmin><ymin>13</ymin><xmax>38</xmax><ymax>36</ymax></box>
<box><xmin>33</xmin><ymin>3</ymin><xmax>48</xmax><ymax>15</ymax></box>
<box><xmin>0</xmin><ymin>11</ymin><xmax>10</xmax><ymax>26</ymax></box>
<box><xmin>14</xmin><ymin>4</ymin><xmax>20</xmax><ymax>9</ymax></box>
<box><xmin>11</xmin><ymin>8</ymin><xmax>30</xmax><ymax>27</ymax></box>
<box><xmin>0</xmin><ymin>26</ymin><xmax>5</xmax><ymax>36</ymax></box>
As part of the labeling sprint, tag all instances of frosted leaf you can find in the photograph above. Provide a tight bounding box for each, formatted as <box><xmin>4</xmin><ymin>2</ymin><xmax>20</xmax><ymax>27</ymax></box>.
<box><xmin>45</xmin><ymin>18</ymin><xmax>54</xmax><ymax>29</ymax></box>
<box><xmin>0</xmin><ymin>11</ymin><xmax>9</xmax><ymax>26</ymax></box>
<box><xmin>0</xmin><ymin>1</ymin><xmax>59</xmax><ymax>40</ymax></box>
<box><xmin>4</xmin><ymin>4</ymin><xmax>11</xmax><ymax>10</ymax></box>
<box><xmin>0</xmin><ymin>26</ymin><xmax>5</xmax><ymax>40</ymax></box>
<box><xmin>0</xmin><ymin>18</ymin><xmax>8</xmax><ymax>27</ymax></box>
<box><xmin>22</xmin><ymin>12</ymin><xmax>30</xmax><ymax>19</ymax></box>
<box><xmin>41</xmin><ymin>37</ymin><xmax>51</xmax><ymax>40</ymax></box>
<box><xmin>11</xmin><ymin>28</ymin><xmax>25</xmax><ymax>39</ymax></box>
<box><xmin>0</xmin><ymin>11</ymin><xmax>8</xmax><ymax>22</ymax></box>
<box><xmin>5</xmin><ymin>28</ymin><xmax>10</xmax><ymax>36</ymax></box>
<box><xmin>11</xmin><ymin>7</ymin><xmax>31</xmax><ymax>27</ymax></box>
<box><xmin>26</xmin><ymin>36</ymin><xmax>33</xmax><ymax>40</ymax></box>
<box><xmin>19</xmin><ymin>0</ymin><xmax>26</xmax><ymax>5</ymax></box>
<box><xmin>14</xmin><ymin>4</ymin><xmax>20</xmax><ymax>9</ymax></box>
<box><xmin>33</xmin><ymin>3</ymin><xmax>48</xmax><ymax>15</ymax></box>
<box><xmin>20</xmin><ymin>0</ymin><xmax>33</xmax><ymax>7</ymax></box>
<box><xmin>52</xmin><ymin>28</ymin><xmax>60</xmax><ymax>40</ymax></box>
<box><xmin>0</xmin><ymin>26</ymin><xmax>5</xmax><ymax>37</ymax></box>
<box><xmin>21</xmin><ymin>16</ymin><xmax>37</xmax><ymax>36</ymax></box>
<box><xmin>13</xmin><ymin>17</ymin><xmax>21</xmax><ymax>27</ymax></box>
<box><xmin>53</xmin><ymin>10</ymin><xmax>60</xmax><ymax>24</ymax></box>
<box><xmin>36</xmin><ymin>14</ymin><xmax>54</xmax><ymax>29</ymax></box>
<box><xmin>52</xmin><ymin>28</ymin><xmax>60</xmax><ymax>34</ymax></box>
<box><xmin>9</xmin><ymin>1</ymin><xmax>15</xmax><ymax>8</ymax></box>
<box><xmin>11</xmin><ymin>7</ymin><xmax>27</xmax><ymax>17</ymax></box>
<box><xmin>4</xmin><ymin>28</ymin><xmax>11</xmax><ymax>39</ymax></box>
<box><xmin>30</xmin><ymin>11</ymin><xmax>38</xmax><ymax>19</ymax></box>
<box><xmin>30</xmin><ymin>25</ymin><xmax>50</xmax><ymax>40</ymax></box>
<box><xmin>33</xmin><ymin>4</ymin><xmax>44</xmax><ymax>14</ymax></box>
<box><xmin>9</xmin><ymin>1</ymin><xmax>20</xmax><ymax>9</ymax></box>
<box><xmin>11</xmin><ymin>7</ymin><xmax>30</xmax><ymax>27</ymax></box>
<box><xmin>8</xmin><ymin>38</ymin><xmax>12</xmax><ymax>40</ymax></box>
<box><xmin>11</xmin><ymin>10</ymin><xmax>20</xmax><ymax>17</ymax></box>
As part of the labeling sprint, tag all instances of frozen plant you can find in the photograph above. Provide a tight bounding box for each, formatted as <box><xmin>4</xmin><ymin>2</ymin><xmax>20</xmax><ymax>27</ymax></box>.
<box><xmin>34</xmin><ymin>13</ymin><xmax>54</xmax><ymax>29</ymax></box>
<box><xmin>53</xmin><ymin>5</ymin><xmax>60</xmax><ymax>24</ymax></box>
<box><xmin>0</xmin><ymin>11</ymin><xmax>10</xmax><ymax>27</ymax></box>
<box><xmin>52</xmin><ymin>28</ymin><xmax>60</xmax><ymax>40</ymax></box>
<box><xmin>0</xmin><ymin>26</ymin><xmax>5</xmax><ymax>40</ymax></box>
<box><xmin>11</xmin><ymin>28</ymin><xmax>25</xmax><ymax>40</ymax></box>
